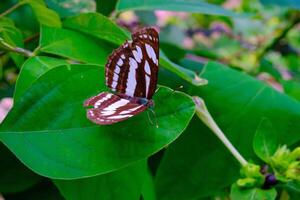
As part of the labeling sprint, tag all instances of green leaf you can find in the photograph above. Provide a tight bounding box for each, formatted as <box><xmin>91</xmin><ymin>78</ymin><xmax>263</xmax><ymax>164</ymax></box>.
<box><xmin>24</xmin><ymin>0</ymin><xmax>62</xmax><ymax>27</ymax></box>
<box><xmin>63</xmin><ymin>13</ymin><xmax>128</xmax><ymax>45</ymax></box>
<box><xmin>0</xmin><ymin>17</ymin><xmax>24</xmax><ymax>67</ymax></box>
<box><xmin>95</xmin><ymin>0</ymin><xmax>118</xmax><ymax>16</ymax></box>
<box><xmin>40</xmin><ymin>26</ymin><xmax>113</xmax><ymax>65</ymax></box>
<box><xmin>230</xmin><ymin>184</ymin><xmax>277</xmax><ymax>200</ymax></box>
<box><xmin>155</xmin><ymin>61</ymin><xmax>300</xmax><ymax>199</ymax></box>
<box><xmin>0</xmin><ymin>64</ymin><xmax>195</xmax><ymax>179</ymax></box>
<box><xmin>54</xmin><ymin>160</ymin><xmax>147</xmax><ymax>200</ymax></box>
<box><xmin>253</xmin><ymin>118</ymin><xmax>279</xmax><ymax>162</ymax></box>
<box><xmin>116</xmin><ymin>0</ymin><xmax>240</xmax><ymax>17</ymax></box>
<box><xmin>14</xmin><ymin>56</ymin><xmax>69</xmax><ymax>102</ymax></box>
<box><xmin>45</xmin><ymin>0</ymin><xmax>96</xmax><ymax>18</ymax></box>
<box><xmin>0</xmin><ymin>143</ymin><xmax>41</xmax><ymax>193</ymax></box>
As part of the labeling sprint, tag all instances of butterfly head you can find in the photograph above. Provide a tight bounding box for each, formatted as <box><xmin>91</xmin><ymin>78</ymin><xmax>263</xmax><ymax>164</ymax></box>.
<box><xmin>137</xmin><ymin>98</ymin><xmax>154</xmax><ymax>108</ymax></box>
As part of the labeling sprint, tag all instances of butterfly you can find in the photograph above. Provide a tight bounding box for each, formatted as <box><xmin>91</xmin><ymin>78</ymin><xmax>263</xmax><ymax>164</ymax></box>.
<box><xmin>84</xmin><ymin>27</ymin><xmax>159</xmax><ymax>125</ymax></box>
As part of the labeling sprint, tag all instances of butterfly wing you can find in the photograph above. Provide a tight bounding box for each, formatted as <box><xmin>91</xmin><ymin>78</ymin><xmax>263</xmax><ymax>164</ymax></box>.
<box><xmin>84</xmin><ymin>92</ymin><xmax>147</xmax><ymax>124</ymax></box>
<box><xmin>105</xmin><ymin>27</ymin><xmax>159</xmax><ymax>100</ymax></box>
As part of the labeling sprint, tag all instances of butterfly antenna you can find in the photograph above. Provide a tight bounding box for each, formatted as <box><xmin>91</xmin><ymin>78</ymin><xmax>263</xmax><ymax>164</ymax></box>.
<box><xmin>147</xmin><ymin>108</ymin><xmax>158</xmax><ymax>128</ymax></box>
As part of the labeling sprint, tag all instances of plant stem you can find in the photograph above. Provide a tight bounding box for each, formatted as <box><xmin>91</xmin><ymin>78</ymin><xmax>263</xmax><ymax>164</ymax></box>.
<box><xmin>0</xmin><ymin>2</ymin><xmax>25</xmax><ymax>18</ymax></box>
<box><xmin>193</xmin><ymin>96</ymin><xmax>248</xmax><ymax>166</ymax></box>
<box><xmin>0</xmin><ymin>37</ymin><xmax>34</xmax><ymax>57</ymax></box>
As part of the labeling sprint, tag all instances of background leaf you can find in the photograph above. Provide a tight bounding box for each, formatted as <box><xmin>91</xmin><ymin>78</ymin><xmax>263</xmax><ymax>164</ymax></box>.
<box><xmin>116</xmin><ymin>0</ymin><xmax>240</xmax><ymax>17</ymax></box>
<box><xmin>0</xmin><ymin>64</ymin><xmax>195</xmax><ymax>179</ymax></box>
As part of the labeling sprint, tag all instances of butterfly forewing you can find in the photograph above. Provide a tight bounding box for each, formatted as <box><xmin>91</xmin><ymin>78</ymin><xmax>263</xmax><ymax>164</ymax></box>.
<box><xmin>105</xmin><ymin>27</ymin><xmax>159</xmax><ymax>100</ymax></box>
<box><xmin>84</xmin><ymin>92</ymin><xmax>147</xmax><ymax>124</ymax></box>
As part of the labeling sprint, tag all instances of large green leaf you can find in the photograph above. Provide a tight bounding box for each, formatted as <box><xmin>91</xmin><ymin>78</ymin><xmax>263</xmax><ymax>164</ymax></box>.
<box><xmin>14</xmin><ymin>56</ymin><xmax>68</xmax><ymax>102</ymax></box>
<box><xmin>156</xmin><ymin>61</ymin><xmax>300</xmax><ymax>199</ymax></box>
<box><xmin>40</xmin><ymin>26</ymin><xmax>113</xmax><ymax>65</ymax></box>
<box><xmin>54</xmin><ymin>160</ymin><xmax>146</xmax><ymax>200</ymax></box>
<box><xmin>0</xmin><ymin>143</ymin><xmax>41</xmax><ymax>193</ymax></box>
<box><xmin>24</xmin><ymin>0</ymin><xmax>62</xmax><ymax>27</ymax></box>
<box><xmin>0</xmin><ymin>64</ymin><xmax>195</xmax><ymax>179</ymax></box>
<box><xmin>230</xmin><ymin>184</ymin><xmax>277</xmax><ymax>200</ymax></box>
<box><xmin>63</xmin><ymin>13</ymin><xmax>128</xmax><ymax>45</ymax></box>
<box><xmin>116</xmin><ymin>0</ymin><xmax>239</xmax><ymax>17</ymax></box>
<box><xmin>0</xmin><ymin>17</ymin><xmax>24</xmax><ymax>67</ymax></box>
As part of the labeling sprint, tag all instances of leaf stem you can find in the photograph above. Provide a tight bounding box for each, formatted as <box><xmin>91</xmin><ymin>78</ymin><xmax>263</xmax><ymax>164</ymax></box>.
<box><xmin>193</xmin><ymin>96</ymin><xmax>248</xmax><ymax>166</ymax></box>
<box><xmin>0</xmin><ymin>2</ymin><xmax>25</xmax><ymax>17</ymax></box>
<box><xmin>0</xmin><ymin>37</ymin><xmax>34</xmax><ymax>57</ymax></box>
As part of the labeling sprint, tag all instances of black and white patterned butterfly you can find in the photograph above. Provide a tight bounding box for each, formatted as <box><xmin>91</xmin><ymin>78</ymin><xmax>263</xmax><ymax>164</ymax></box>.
<box><xmin>84</xmin><ymin>27</ymin><xmax>159</xmax><ymax>124</ymax></box>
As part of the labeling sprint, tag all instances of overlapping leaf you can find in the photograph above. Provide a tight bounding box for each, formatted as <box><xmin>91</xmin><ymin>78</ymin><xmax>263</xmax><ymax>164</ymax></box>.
<box><xmin>156</xmin><ymin>61</ymin><xmax>300</xmax><ymax>199</ymax></box>
<box><xmin>14</xmin><ymin>56</ymin><xmax>68</xmax><ymax>102</ymax></box>
<box><xmin>40</xmin><ymin>26</ymin><xmax>113</xmax><ymax>65</ymax></box>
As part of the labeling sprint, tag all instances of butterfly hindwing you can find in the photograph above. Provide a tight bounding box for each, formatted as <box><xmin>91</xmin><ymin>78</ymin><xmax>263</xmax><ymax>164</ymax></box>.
<box><xmin>105</xmin><ymin>27</ymin><xmax>159</xmax><ymax>100</ymax></box>
<box><xmin>84</xmin><ymin>92</ymin><xmax>147</xmax><ymax>124</ymax></box>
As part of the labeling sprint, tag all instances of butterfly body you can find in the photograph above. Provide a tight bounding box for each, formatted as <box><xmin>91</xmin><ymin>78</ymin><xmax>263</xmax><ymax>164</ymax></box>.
<box><xmin>84</xmin><ymin>27</ymin><xmax>159</xmax><ymax>125</ymax></box>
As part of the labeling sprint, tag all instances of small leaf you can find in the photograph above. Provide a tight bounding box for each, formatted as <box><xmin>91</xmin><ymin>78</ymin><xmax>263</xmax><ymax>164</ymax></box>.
<box><xmin>116</xmin><ymin>0</ymin><xmax>240</xmax><ymax>17</ymax></box>
<box><xmin>0</xmin><ymin>17</ymin><xmax>24</xmax><ymax>67</ymax></box>
<box><xmin>40</xmin><ymin>26</ymin><xmax>113</xmax><ymax>65</ymax></box>
<box><xmin>14</xmin><ymin>56</ymin><xmax>69</xmax><ymax>102</ymax></box>
<box><xmin>63</xmin><ymin>13</ymin><xmax>128</xmax><ymax>45</ymax></box>
<box><xmin>230</xmin><ymin>183</ymin><xmax>277</xmax><ymax>200</ymax></box>
<box><xmin>54</xmin><ymin>160</ymin><xmax>147</xmax><ymax>200</ymax></box>
<box><xmin>0</xmin><ymin>64</ymin><xmax>195</xmax><ymax>179</ymax></box>
<box><xmin>253</xmin><ymin>118</ymin><xmax>279</xmax><ymax>162</ymax></box>
<box><xmin>24</xmin><ymin>0</ymin><xmax>62</xmax><ymax>27</ymax></box>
